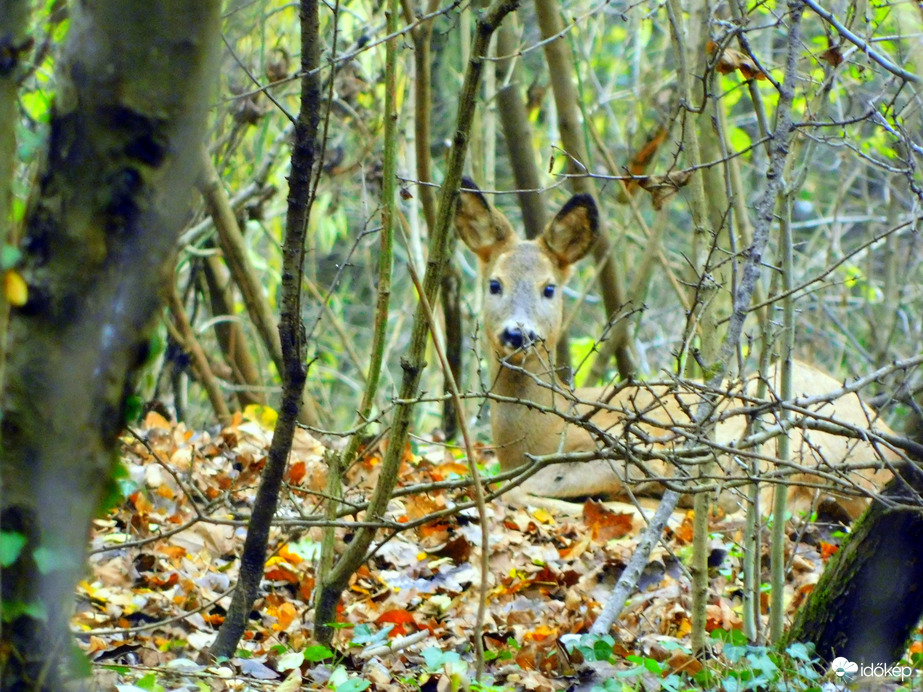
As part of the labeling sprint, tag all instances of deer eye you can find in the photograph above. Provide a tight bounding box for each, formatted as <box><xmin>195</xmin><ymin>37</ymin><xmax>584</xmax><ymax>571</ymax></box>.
<box><xmin>488</xmin><ymin>279</ymin><xmax>502</xmax><ymax>295</ymax></box>
<box><xmin>543</xmin><ymin>284</ymin><xmax>556</xmax><ymax>299</ymax></box>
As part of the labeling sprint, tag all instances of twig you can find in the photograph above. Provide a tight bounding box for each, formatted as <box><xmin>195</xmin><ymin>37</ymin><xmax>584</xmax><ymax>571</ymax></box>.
<box><xmin>312</xmin><ymin>0</ymin><xmax>520</xmax><ymax>657</ymax></box>
<box><xmin>591</xmin><ymin>0</ymin><xmax>808</xmax><ymax>638</ymax></box>
<box><xmin>801</xmin><ymin>0</ymin><xmax>921</xmax><ymax>84</ymax></box>
<box><xmin>401</xmin><ymin>244</ymin><xmax>490</xmax><ymax>678</ymax></box>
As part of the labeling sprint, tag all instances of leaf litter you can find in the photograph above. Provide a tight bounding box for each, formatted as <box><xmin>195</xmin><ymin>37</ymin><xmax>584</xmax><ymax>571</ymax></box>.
<box><xmin>79</xmin><ymin>411</ymin><xmax>847</xmax><ymax>691</ymax></box>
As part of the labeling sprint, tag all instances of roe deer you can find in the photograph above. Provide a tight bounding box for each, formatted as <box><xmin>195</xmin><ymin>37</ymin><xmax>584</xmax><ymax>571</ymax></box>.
<box><xmin>454</xmin><ymin>179</ymin><xmax>896</xmax><ymax>519</ymax></box>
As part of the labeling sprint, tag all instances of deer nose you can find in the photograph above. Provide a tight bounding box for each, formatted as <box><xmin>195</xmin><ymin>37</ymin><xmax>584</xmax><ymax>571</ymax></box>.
<box><xmin>500</xmin><ymin>327</ymin><xmax>537</xmax><ymax>350</ymax></box>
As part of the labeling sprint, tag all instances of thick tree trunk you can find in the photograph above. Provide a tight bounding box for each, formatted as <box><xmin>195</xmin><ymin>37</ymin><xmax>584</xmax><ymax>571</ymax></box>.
<box><xmin>0</xmin><ymin>0</ymin><xmax>31</xmax><ymax>393</ymax></box>
<box><xmin>0</xmin><ymin>3</ymin><xmax>219</xmax><ymax>689</ymax></box>
<box><xmin>785</xmin><ymin>463</ymin><xmax>923</xmax><ymax>665</ymax></box>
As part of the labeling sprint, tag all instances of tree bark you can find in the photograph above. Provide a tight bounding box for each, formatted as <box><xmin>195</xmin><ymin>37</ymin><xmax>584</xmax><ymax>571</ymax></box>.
<box><xmin>209</xmin><ymin>0</ymin><xmax>322</xmax><ymax>658</ymax></box>
<box><xmin>785</xmin><ymin>463</ymin><xmax>923</xmax><ymax>665</ymax></box>
<box><xmin>0</xmin><ymin>2</ymin><xmax>220</xmax><ymax>689</ymax></box>
<box><xmin>202</xmin><ymin>255</ymin><xmax>266</xmax><ymax>410</ymax></box>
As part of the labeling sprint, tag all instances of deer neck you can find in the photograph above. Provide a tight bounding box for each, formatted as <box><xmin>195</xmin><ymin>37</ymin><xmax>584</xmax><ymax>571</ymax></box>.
<box><xmin>488</xmin><ymin>352</ymin><xmax>570</xmax><ymax>471</ymax></box>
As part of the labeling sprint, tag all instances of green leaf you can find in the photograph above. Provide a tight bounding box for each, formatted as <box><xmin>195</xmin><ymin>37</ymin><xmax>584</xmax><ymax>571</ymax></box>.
<box><xmin>135</xmin><ymin>672</ymin><xmax>166</xmax><ymax>692</ymax></box>
<box><xmin>334</xmin><ymin>679</ymin><xmax>371</xmax><ymax>692</ymax></box>
<box><xmin>0</xmin><ymin>531</ymin><xmax>27</xmax><ymax>567</ymax></box>
<box><xmin>1</xmin><ymin>598</ymin><xmax>48</xmax><ymax>623</ymax></box>
<box><xmin>350</xmin><ymin>623</ymin><xmax>390</xmax><ymax>646</ymax></box>
<box><xmin>33</xmin><ymin>545</ymin><xmax>80</xmax><ymax>574</ymax></box>
<box><xmin>422</xmin><ymin>646</ymin><xmax>462</xmax><ymax>672</ymax></box>
<box><xmin>304</xmin><ymin>644</ymin><xmax>334</xmax><ymax>662</ymax></box>
<box><xmin>0</xmin><ymin>245</ymin><xmax>22</xmax><ymax>270</ymax></box>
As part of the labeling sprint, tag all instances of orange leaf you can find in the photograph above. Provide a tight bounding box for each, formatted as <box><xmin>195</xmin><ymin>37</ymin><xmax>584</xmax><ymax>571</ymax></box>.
<box><xmin>129</xmin><ymin>491</ymin><xmax>154</xmax><ymax>515</ymax></box>
<box><xmin>155</xmin><ymin>485</ymin><xmax>174</xmax><ymax>499</ymax></box>
<box><xmin>158</xmin><ymin>545</ymin><xmax>187</xmax><ymax>560</ymax></box>
<box><xmin>203</xmin><ymin>612</ymin><xmax>225</xmax><ymax>626</ymax></box>
<box><xmin>265</xmin><ymin>563</ymin><xmax>299</xmax><ymax>583</ymax></box>
<box><xmin>143</xmin><ymin>410</ymin><xmax>172</xmax><ymax>430</ymax></box>
<box><xmin>278</xmin><ymin>544</ymin><xmax>304</xmax><ymax>565</ymax></box>
<box><xmin>672</xmin><ymin>512</ymin><xmax>695</xmax><ymax>545</ymax></box>
<box><xmin>820</xmin><ymin>541</ymin><xmax>840</xmax><ymax>561</ymax></box>
<box><xmin>583</xmin><ymin>499</ymin><xmax>634</xmax><ymax>541</ymax></box>
<box><xmin>299</xmin><ymin>575</ymin><xmax>315</xmax><ymax>602</ymax></box>
<box><xmin>432</xmin><ymin>461</ymin><xmax>470</xmax><ymax>480</ymax></box>
<box><xmin>376</xmin><ymin>609</ymin><xmax>417</xmax><ymax>637</ymax></box>
<box><xmin>272</xmin><ymin>602</ymin><xmax>297</xmax><ymax>631</ymax></box>
<box><xmin>286</xmin><ymin>461</ymin><xmax>307</xmax><ymax>484</ymax></box>
<box><xmin>624</xmin><ymin>127</ymin><xmax>669</xmax><ymax>195</ymax></box>
<box><xmin>514</xmin><ymin>650</ymin><xmax>537</xmax><ymax>670</ymax></box>
<box><xmin>144</xmin><ymin>572</ymin><xmax>179</xmax><ymax>589</ymax></box>
<box><xmin>524</xmin><ymin>624</ymin><xmax>558</xmax><ymax>642</ymax></box>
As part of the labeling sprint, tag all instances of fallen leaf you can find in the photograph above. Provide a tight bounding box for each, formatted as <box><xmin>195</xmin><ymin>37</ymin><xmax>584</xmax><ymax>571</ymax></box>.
<box><xmin>583</xmin><ymin>499</ymin><xmax>635</xmax><ymax>541</ymax></box>
<box><xmin>376</xmin><ymin>609</ymin><xmax>417</xmax><ymax>636</ymax></box>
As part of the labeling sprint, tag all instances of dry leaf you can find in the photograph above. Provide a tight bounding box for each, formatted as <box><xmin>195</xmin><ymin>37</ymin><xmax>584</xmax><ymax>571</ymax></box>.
<box><xmin>583</xmin><ymin>499</ymin><xmax>635</xmax><ymax>541</ymax></box>
<box><xmin>820</xmin><ymin>45</ymin><xmax>844</xmax><ymax>67</ymax></box>
<box><xmin>636</xmin><ymin>170</ymin><xmax>693</xmax><ymax>210</ymax></box>
<box><xmin>706</xmin><ymin>40</ymin><xmax>768</xmax><ymax>80</ymax></box>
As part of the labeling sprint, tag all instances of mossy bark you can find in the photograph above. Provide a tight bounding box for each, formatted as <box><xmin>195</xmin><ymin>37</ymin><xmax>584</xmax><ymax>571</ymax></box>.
<box><xmin>0</xmin><ymin>3</ymin><xmax>219</xmax><ymax>688</ymax></box>
<box><xmin>785</xmin><ymin>465</ymin><xmax>923</xmax><ymax>665</ymax></box>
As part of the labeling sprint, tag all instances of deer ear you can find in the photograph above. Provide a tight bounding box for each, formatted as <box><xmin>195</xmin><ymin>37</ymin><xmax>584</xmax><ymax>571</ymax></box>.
<box><xmin>539</xmin><ymin>194</ymin><xmax>599</xmax><ymax>268</ymax></box>
<box><xmin>454</xmin><ymin>177</ymin><xmax>516</xmax><ymax>263</ymax></box>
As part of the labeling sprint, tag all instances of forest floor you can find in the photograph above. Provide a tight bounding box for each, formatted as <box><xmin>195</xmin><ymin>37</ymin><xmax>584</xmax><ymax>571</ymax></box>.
<box><xmin>76</xmin><ymin>412</ymin><xmax>922</xmax><ymax>691</ymax></box>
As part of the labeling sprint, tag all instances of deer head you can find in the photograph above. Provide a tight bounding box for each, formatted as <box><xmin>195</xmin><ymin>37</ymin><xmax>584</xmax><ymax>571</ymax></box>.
<box><xmin>455</xmin><ymin>179</ymin><xmax>599</xmax><ymax>366</ymax></box>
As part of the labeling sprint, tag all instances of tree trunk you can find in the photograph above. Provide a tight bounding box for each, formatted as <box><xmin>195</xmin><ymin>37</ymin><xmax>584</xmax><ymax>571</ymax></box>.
<box><xmin>209</xmin><ymin>0</ymin><xmax>322</xmax><ymax>658</ymax></box>
<box><xmin>202</xmin><ymin>255</ymin><xmax>266</xmax><ymax>410</ymax></box>
<box><xmin>0</xmin><ymin>0</ymin><xmax>31</xmax><ymax>397</ymax></box>
<box><xmin>785</xmin><ymin>463</ymin><xmax>923</xmax><ymax>665</ymax></box>
<box><xmin>533</xmin><ymin>0</ymin><xmax>637</xmax><ymax>380</ymax></box>
<box><xmin>0</xmin><ymin>3</ymin><xmax>220</xmax><ymax>689</ymax></box>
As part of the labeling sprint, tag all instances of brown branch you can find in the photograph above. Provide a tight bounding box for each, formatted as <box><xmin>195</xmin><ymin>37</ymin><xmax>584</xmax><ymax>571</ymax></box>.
<box><xmin>198</xmin><ymin>152</ymin><xmax>323</xmax><ymax>429</ymax></box>
<box><xmin>313</xmin><ymin>0</ymin><xmax>520</xmax><ymax>646</ymax></box>
<box><xmin>166</xmin><ymin>287</ymin><xmax>233</xmax><ymax>424</ymax></box>
<box><xmin>210</xmin><ymin>0</ymin><xmax>323</xmax><ymax>657</ymax></box>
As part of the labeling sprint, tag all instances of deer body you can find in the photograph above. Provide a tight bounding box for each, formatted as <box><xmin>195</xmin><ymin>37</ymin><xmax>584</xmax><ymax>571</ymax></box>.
<box><xmin>455</xmin><ymin>180</ymin><xmax>895</xmax><ymax>518</ymax></box>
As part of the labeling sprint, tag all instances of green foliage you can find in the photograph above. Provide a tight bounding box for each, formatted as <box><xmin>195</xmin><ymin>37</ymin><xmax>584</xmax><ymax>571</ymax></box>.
<box><xmin>568</xmin><ymin>632</ymin><xmax>619</xmax><ymax>662</ymax></box>
<box><xmin>566</xmin><ymin>632</ymin><xmax>828</xmax><ymax>692</ymax></box>
<box><xmin>132</xmin><ymin>672</ymin><xmax>167</xmax><ymax>692</ymax></box>
<box><xmin>0</xmin><ymin>597</ymin><xmax>47</xmax><ymax>624</ymax></box>
<box><xmin>96</xmin><ymin>459</ymin><xmax>132</xmax><ymax>516</ymax></box>
<box><xmin>328</xmin><ymin>665</ymin><xmax>372</xmax><ymax>692</ymax></box>
<box><xmin>708</xmin><ymin>630</ymin><xmax>822</xmax><ymax>692</ymax></box>
<box><xmin>0</xmin><ymin>530</ymin><xmax>26</xmax><ymax>567</ymax></box>
<box><xmin>349</xmin><ymin>623</ymin><xmax>393</xmax><ymax>647</ymax></box>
